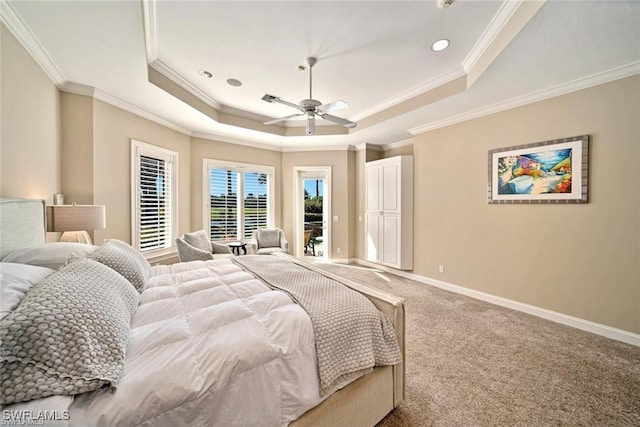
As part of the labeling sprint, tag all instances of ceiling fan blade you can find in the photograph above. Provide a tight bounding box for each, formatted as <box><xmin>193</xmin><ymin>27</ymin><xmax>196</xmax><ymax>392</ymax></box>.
<box><xmin>261</xmin><ymin>93</ymin><xmax>304</xmax><ymax>112</ymax></box>
<box><xmin>320</xmin><ymin>113</ymin><xmax>357</xmax><ymax>129</ymax></box>
<box><xmin>263</xmin><ymin>113</ymin><xmax>304</xmax><ymax>125</ymax></box>
<box><xmin>318</xmin><ymin>100</ymin><xmax>349</xmax><ymax>113</ymax></box>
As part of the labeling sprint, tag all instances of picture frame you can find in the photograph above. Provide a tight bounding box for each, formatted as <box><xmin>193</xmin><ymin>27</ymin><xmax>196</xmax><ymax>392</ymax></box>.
<box><xmin>488</xmin><ymin>135</ymin><xmax>589</xmax><ymax>204</ymax></box>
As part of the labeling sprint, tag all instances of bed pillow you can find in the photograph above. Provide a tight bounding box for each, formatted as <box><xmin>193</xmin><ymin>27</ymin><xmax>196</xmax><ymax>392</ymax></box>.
<box><xmin>0</xmin><ymin>258</ymin><xmax>140</xmax><ymax>405</ymax></box>
<box><xmin>211</xmin><ymin>241</ymin><xmax>232</xmax><ymax>254</ymax></box>
<box><xmin>88</xmin><ymin>239</ymin><xmax>150</xmax><ymax>293</ymax></box>
<box><xmin>1</xmin><ymin>243</ymin><xmax>99</xmax><ymax>270</ymax></box>
<box><xmin>0</xmin><ymin>263</ymin><xmax>54</xmax><ymax>320</ymax></box>
<box><xmin>182</xmin><ymin>230</ymin><xmax>213</xmax><ymax>253</ymax></box>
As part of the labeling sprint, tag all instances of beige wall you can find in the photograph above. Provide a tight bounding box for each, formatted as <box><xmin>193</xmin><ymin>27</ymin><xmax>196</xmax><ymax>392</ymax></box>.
<box><xmin>61</xmin><ymin>93</ymin><xmax>93</xmax><ymax>205</ymax></box>
<box><xmin>384</xmin><ymin>142</ymin><xmax>414</xmax><ymax>158</ymax></box>
<box><xmin>92</xmin><ymin>100</ymin><xmax>191</xmax><ymax>244</ymax></box>
<box><xmin>412</xmin><ymin>75</ymin><xmax>640</xmax><ymax>333</ymax></box>
<box><xmin>282</xmin><ymin>150</ymin><xmax>355</xmax><ymax>260</ymax></box>
<box><xmin>1</xmin><ymin>24</ymin><xmax>61</xmax><ymax>206</ymax></box>
<box><xmin>190</xmin><ymin>137</ymin><xmax>282</xmax><ymax>234</ymax></box>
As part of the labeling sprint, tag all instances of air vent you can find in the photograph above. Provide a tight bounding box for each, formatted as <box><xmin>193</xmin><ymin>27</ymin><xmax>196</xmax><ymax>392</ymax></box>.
<box><xmin>262</xmin><ymin>94</ymin><xmax>278</xmax><ymax>103</ymax></box>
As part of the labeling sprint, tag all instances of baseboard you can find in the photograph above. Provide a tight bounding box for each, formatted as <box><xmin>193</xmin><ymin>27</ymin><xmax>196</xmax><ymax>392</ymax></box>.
<box><xmin>349</xmin><ymin>258</ymin><xmax>640</xmax><ymax>347</ymax></box>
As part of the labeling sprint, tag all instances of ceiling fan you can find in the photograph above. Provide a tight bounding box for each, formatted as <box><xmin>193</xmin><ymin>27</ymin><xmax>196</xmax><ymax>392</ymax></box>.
<box><xmin>262</xmin><ymin>57</ymin><xmax>357</xmax><ymax>135</ymax></box>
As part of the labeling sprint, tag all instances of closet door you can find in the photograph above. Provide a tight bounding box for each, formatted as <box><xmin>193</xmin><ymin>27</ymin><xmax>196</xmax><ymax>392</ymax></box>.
<box><xmin>364</xmin><ymin>155</ymin><xmax>412</xmax><ymax>270</ymax></box>
<box><xmin>382</xmin><ymin>162</ymin><xmax>400</xmax><ymax>213</ymax></box>
<box><xmin>365</xmin><ymin>213</ymin><xmax>381</xmax><ymax>263</ymax></box>
<box><xmin>365</xmin><ymin>165</ymin><xmax>381</xmax><ymax>212</ymax></box>
<box><xmin>381</xmin><ymin>214</ymin><xmax>399</xmax><ymax>266</ymax></box>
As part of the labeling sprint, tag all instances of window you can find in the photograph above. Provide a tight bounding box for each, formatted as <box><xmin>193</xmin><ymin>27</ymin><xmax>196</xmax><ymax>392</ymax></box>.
<box><xmin>131</xmin><ymin>140</ymin><xmax>177</xmax><ymax>255</ymax></box>
<box><xmin>204</xmin><ymin>159</ymin><xmax>274</xmax><ymax>241</ymax></box>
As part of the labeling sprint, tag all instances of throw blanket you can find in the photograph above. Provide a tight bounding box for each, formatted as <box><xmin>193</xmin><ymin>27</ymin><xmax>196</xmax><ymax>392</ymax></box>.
<box><xmin>233</xmin><ymin>255</ymin><xmax>401</xmax><ymax>395</ymax></box>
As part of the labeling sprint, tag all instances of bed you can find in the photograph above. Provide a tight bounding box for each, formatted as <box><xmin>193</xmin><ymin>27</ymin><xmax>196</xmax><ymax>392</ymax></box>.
<box><xmin>0</xmin><ymin>198</ymin><xmax>405</xmax><ymax>426</ymax></box>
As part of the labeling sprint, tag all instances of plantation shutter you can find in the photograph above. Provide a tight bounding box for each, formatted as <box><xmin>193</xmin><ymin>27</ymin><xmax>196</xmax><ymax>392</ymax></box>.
<box><xmin>209</xmin><ymin>168</ymin><xmax>238</xmax><ymax>240</ymax></box>
<box><xmin>206</xmin><ymin>163</ymin><xmax>272</xmax><ymax>242</ymax></box>
<box><xmin>243</xmin><ymin>172</ymin><xmax>268</xmax><ymax>240</ymax></box>
<box><xmin>138</xmin><ymin>155</ymin><xmax>172</xmax><ymax>252</ymax></box>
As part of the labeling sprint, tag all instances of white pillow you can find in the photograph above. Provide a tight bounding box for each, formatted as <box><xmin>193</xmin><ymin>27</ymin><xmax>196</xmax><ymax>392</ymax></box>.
<box><xmin>1</xmin><ymin>243</ymin><xmax>99</xmax><ymax>270</ymax></box>
<box><xmin>0</xmin><ymin>262</ymin><xmax>54</xmax><ymax>320</ymax></box>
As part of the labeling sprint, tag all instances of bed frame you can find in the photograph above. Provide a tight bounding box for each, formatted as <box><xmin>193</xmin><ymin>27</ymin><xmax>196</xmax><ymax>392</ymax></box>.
<box><xmin>0</xmin><ymin>198</ymin><xmax>405</xmax><ymax>426</ymax></box>
<box><xmin>292</xmin><ymin>261</ymin><xmax>406</xmax><ymax>426</ymax></box>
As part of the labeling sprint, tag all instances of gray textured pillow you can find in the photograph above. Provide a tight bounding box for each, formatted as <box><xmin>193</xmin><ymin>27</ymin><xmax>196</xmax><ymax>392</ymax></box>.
<box><xmin>88</xmin><ymin>239</ymin><xmax>150</xmax><ymax>293</ymax></box>
<box><xmin>0</xmin><ymin>258</ymin><xmax>139</xmax><ymax>405</ymax></box>
<box><xmin>183</xmin><ymin>230</ymin><xmax>213</xmax><ymax>253</ymax></box>
<box><xmin>257</xmin><ymin>229</ymin><xmax>280</xmax><ymax>249</ymax></box>
<box><xmin>211</xmin><ymin>241</ymin><xmax>232</xmax><ymax>254</ymax></box>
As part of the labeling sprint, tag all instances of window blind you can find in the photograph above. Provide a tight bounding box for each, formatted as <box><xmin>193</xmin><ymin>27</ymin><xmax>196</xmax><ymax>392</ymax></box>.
<box><xmin>243</xmin><ymin>172</ymin><xmax>268</xmax><ymax>240</ymax></box>
<box><xmin>137</xmin><ymin>155</ymin><xmax>172</xmax><ymax>252</ymax></box>
<box><xmin>209</xmin><ymin>168</ymin><xmax>238</xmax><ymax>240</ymax></box>
<box><xmin>207</xmin><ymin>166</ymin><xmax>271</xmax><ymax>241</ymax></box>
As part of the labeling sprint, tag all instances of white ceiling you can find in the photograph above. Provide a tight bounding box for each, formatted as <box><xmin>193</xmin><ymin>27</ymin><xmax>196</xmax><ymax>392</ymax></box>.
<box><xmin>4</xmin><ymin>0</ymin><xmax>640</xmax><ymax>150</ymax></box>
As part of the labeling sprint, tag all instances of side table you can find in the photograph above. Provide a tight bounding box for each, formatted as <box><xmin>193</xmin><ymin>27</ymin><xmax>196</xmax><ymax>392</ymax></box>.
<box><xmin>227</xmin><ymin>241</ymin><xmax>247</xmax><ymax>255</ymax></box>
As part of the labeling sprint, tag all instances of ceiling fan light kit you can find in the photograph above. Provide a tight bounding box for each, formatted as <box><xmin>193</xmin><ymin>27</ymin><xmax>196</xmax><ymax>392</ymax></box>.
<box><xmin>261</xmin><ymin>57</ymin><xmax>357</xmax><ymax>135</ymax></box>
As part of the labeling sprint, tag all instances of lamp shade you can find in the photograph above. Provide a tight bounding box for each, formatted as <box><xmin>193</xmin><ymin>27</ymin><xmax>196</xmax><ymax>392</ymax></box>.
<box><xmin>46</xmin><ymin>205</ymin><xmax>106</xmax><ymax>232</ymax></box>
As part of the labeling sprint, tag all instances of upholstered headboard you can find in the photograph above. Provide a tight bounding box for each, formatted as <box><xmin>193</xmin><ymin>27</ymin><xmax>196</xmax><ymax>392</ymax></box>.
<box><xmin>0</xmin><ymin>198</ymin><xmax>47</xmax><ymax>259</ymax></box>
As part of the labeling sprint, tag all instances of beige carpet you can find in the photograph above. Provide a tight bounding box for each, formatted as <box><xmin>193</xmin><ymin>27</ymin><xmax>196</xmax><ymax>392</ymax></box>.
<box><xmin>314</xmin><ymin>262</ymin><xmax>640</xmax><ymax>427</ymax></box>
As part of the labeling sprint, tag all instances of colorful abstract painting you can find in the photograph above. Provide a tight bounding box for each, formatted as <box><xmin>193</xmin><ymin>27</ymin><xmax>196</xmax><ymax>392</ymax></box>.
<box><xmin>488</xmin><ymin>135</ymin><xmax>589</xmax><ymax>204</ymax></box>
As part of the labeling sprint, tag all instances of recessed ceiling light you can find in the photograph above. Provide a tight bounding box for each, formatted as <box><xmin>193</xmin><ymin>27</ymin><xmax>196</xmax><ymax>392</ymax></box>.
<box><xmin>227</xmin><ymin>78</ymin><xmax>242</xmax><ymax>87</ymax></box>
<box><xmin>199</xmin><ymin>69</ymin><xmax>212</xmax><ymax>78</ymax></box>
<box><xmin>431</xmin><ymin>39</ymin><xmax>450</xmax><ymax>52</ymax></box>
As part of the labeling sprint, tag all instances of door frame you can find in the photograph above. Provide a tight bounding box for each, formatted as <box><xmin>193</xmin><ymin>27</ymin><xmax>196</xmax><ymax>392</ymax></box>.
<box><xmin>293</xmin><ymin>166</ymin><xmax>331</xmax><ymax>260</ymax></box>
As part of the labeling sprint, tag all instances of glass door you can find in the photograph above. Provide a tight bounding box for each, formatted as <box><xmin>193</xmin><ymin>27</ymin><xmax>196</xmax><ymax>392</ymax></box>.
<box><xmin>302</xmin><ymin>174</ymin><xmax>329</xmax><ymax>261</ymax></box>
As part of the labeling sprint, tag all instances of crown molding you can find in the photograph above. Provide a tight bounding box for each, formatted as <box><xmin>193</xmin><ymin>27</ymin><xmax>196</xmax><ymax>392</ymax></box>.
<box><xmin>0</xmin><ymin>0</ymin><xmax>66</xmax><ymax>86</ymax></box>
<box><xmin>141</xmin><ymin>0</ymin><xmax>157</xmax><ymax>63</ymax></box>
<box><xmin>90</xmin><ymin>87</ymin><xmax>193</xmax><ymax>136</ymax></box>
<box><xmin>281</xmin><ymin>144</ymin><xmax>354</xmax><ymax>153</ymax></box>
<box><xmin>463</xmin><ymin>0</ymin><xmax>546</xmax><ymax>88</ymax></box>
<box><xmin>97</xmin><ymin>90</ymin><xmax>192</xmax><ymax>136</ymax></box>
<box><xmin>149</xmin><ymin>59</ymin><xmax>222</xmax><ymax>110</ymax></box>
<box><xmin>191</xmin><ymin>131</ymin><xmax>283</xmax><ymax>152</ymax></box>
<box><xmin>462</xmin><ymin>0</ymin><xmax>524</xmax><ymax>74</ymax></box>
<box><xmin>409</xmin><ymin>61</ymin><xmax>640</xmax><ymax>136</ymax></box>
<box><xmin>61</xmin><ymin>81</ymin><xmax>95</xmax><ymax>97</ymax></box>
<box><xmin>136</xmin><ymin>0</ymin><xmax>541</xmax><ymax>138</ymax></box>
<box><xmin>351</xmin><ymin>67</ymin><xmax>466</xmax><ymax>123</ymax></box>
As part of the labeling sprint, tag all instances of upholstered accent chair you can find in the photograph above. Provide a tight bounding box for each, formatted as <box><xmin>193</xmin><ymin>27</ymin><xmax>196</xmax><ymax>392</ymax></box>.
<box><xmin>175</xmin><ymin>230</ymin><xmax>233</xmax><ymax>262</ymax></box>
<box><xmin>250</xmin><ymin>228</ymin><xmax>289</xmax><ymax>255</ymax></box>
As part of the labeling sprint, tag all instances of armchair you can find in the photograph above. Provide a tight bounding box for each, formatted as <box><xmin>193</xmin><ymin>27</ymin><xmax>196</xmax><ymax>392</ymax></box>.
<box><xmin>175</xmin><ymin>230</ymin><xmax>233</xmax><ymax>262</ymax></box>
<box><xmin>250</xmin><ymin>228</ymin><xmax>289</xmax><ymax>255</ymax></box>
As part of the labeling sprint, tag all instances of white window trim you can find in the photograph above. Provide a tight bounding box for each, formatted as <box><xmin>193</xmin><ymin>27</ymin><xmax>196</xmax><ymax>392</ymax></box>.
<box><xmin>202</xmin><ymin>159</ymin><xmax>275</xmax><ymax>241</ymax></box>
<box><xmin>131</xmin><ymin>139</ymin><xmax>178</xmax><ymax>258</ymax></box>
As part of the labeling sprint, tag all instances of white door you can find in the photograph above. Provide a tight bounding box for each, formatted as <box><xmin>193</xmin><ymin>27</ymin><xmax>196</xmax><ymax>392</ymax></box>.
<box><xmin>365</xmin><ymin>213</ymin><xmax>380</xmax><ymax>262</ymax></box>
<box><xmin>381</xmin><ymin>214</ymin><xmax>399</xmax><ymax>266</ymax></box>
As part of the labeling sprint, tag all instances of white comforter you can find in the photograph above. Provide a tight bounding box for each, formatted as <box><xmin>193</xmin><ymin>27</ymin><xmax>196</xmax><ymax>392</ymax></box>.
<box><xmin>68</xmin><ymin>259</ymin><xmax>322</xmax><ymax>426</ymax></box>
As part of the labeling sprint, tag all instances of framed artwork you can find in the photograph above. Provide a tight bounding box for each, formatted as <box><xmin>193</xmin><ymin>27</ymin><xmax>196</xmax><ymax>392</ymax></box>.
<box><xmin>488</xmin><ymin>135</ymin><xmax>589</xmax><ymax>204</ymax></box>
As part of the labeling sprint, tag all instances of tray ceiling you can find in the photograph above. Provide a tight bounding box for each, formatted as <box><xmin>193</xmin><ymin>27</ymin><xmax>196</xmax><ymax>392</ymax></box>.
<box><xmin>3</xmin><ymin>0</ymin><xmax>639</xmax><ymax>149</ymax></box>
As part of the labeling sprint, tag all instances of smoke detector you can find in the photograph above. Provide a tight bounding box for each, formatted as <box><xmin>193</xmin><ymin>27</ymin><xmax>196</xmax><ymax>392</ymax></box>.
<box><xmin>437</xmin><ymin>0</ymin><xmax>454</xmax><ymax>9</ymax></box>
